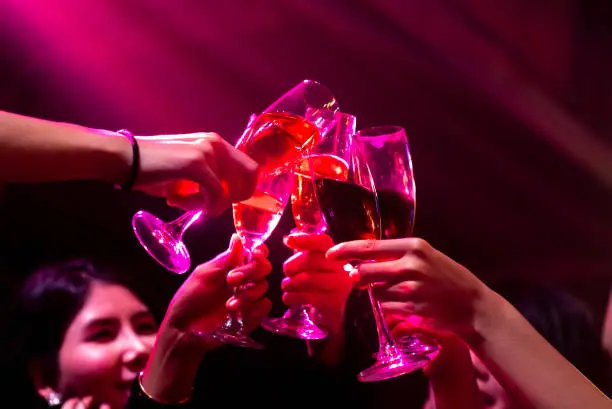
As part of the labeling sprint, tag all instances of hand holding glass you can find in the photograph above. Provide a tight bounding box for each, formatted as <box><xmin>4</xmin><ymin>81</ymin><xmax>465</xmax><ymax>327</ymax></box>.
<box><xmin>354</xmin><ymin>125</ymin><xmax>439</xmax><ymax>379</ymax></box>
<box><xmin>212</xmin><ymin>172</ymin><xmax>293</xmax><ymax>349</ymax></box>
<box><xmin>261</xmin><ymin>112</ymin><xmax>356</xmax><ymax>340</ymax></box>
<box><xmin>132</xmin><ymin>80</ymin><xmax>339</xmax><ymax>274</ymax></box>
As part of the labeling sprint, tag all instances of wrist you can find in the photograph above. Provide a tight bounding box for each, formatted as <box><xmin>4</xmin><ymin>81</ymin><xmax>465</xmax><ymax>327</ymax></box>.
<box><xmin>424</xmin><ymin>334</ymin><xmax>472</xmax><ymax>378</ymax></box>
<box><xmin>463</xmin><ymin>285</ymin><xmax>511</xmax><ymax>349</ymax></box>
<box><xmin>141</xmin><ymin>326</ymin><xmax>213</xmax><ymax>403</ymax></box>
<box><xmin>91</xmin><ymin>129</ymin><xmax>133</xmax><ymax>186</ymax></box>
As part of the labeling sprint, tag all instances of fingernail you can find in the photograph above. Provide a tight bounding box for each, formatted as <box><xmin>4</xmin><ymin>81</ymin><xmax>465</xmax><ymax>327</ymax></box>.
<box><xmin>227</xmin><ymin>297</ymin><xmax>239</xmax><ymax>309</ymax></box>
<box><xmin>348</xmin><ymin>268</ymin><xmax>360</xmax><ymax>282</ymax></box>
<box><xmin>255</xmin><ymin>247</ymin><xmax>268</xmax><ymax>257</ymax></box>
<box><xmin>229</xmin><ymin>234</ymin><xmax>240</xmax><ymax>248</ymax></box>
<box><xmin>253</xmin><ymin>248</ymin><xmax>267</xmax><ymax>259</ymax></box>
<box><xmin>281</xmin><ymin>277</ymin><xmax>291</xmax><ymax>290</ymax></box>
<box><xmin>283</xmin><ymin>235</ymin><xmax>292</xmax><ymax>246</ymax></box>
<box><xmin>78</xmin><ymin>397</ymin><xmax>93</xmax><ymax>409</ymax></box>
<box><xmin>227</xmin><ymin>271</ymin><xmax>244</xmax><ymax>282</ymax></box>
<box><xmin>287</xmin><ymin>234</ymin><xmax>299</xmax><ymax>244</ymax></box>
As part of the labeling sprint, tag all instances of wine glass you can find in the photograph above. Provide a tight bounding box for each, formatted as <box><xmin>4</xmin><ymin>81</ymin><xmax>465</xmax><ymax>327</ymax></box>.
<box><xmin>354</xmin><ymin>125</ymin><xmax>439</xmax><ymax>378</ymax></box>
<box><xmin>132</xmin><ymin>80</ymin><xmax>340</xmax><ymax>274</ymax></box>
<box><xmin>309</xmin><ymin>130</ymin><xmax>422</xmax><ymax>382</ymax></box>
<box><xmin>261</xmin><ymin>112</ymin><xmax>356</xmax><ymax>340</ymax></box>
<box><xmin>212</xmin><ymin>172</ymin><xmax>293</xmax><ymax>349</ymax></box>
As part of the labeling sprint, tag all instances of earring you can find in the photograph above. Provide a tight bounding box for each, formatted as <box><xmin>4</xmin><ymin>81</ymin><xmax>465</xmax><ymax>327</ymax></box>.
<box><xmin>46</xmin><ymin>391</ymin><xmax>62</xmax><ymax>407</ymax></box>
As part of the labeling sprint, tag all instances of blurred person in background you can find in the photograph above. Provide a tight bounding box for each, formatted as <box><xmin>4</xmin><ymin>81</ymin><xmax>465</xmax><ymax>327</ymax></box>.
<box><xmin>6</xmin><ymin>233</ymin><xmax>271</xmax><ymax>409</ymax></box>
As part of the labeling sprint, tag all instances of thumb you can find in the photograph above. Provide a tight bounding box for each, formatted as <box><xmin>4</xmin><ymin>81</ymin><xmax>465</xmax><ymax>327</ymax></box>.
<box><xmin>208</xmin><ymin>234</ymin><xmax>244</xmax><ymax>270</ymax></box>
<box><xmin>225</xmin><ymin>234</ymin><xmax>245</xmax><ymax>267</ymax></box>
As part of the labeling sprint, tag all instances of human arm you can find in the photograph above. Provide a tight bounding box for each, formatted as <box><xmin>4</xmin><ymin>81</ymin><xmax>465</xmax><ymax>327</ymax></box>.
<box><xmin>388</xmin><ymin>317</ymin><xmax>484</xmax><ymax>409</ymax></box>
<box><xmin>328</xmin><ymin>238</ymin><xmax>611</xmax><ymax>409</ymax></box>
<box><xmin>280</xmin><ymin>232</ymin><xmax>353</xmax><ymax>368</ymax></box>
<box><xmin>469</xmin><ymin>289</ymin><xmax>609</xmax><ymax>409</ymax></box>
<box><xmin>0</xmin><ymin>110</ymin><xmax>259</xmax><ymax>214</ymax></box>
<box><xmin>137</xmin><ymin>235</ymin><xmax>272</xmax><ymax>404</ymax></box>
<box><xmin>0</xmin><ymin>110</ymin><xmax>132</xmax><ymax>185</ymax></box>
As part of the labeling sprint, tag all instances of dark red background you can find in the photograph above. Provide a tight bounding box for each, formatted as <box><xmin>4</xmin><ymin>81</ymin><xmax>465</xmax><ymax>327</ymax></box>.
<box><xmin>1</xmin><ymin>0</ymin><xmax>611</xmax><ymax>323</ymax></box>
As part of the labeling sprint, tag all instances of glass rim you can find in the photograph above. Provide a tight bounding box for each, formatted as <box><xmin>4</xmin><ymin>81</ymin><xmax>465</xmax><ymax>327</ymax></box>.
<box><xmin>355</xmin><ymin>125</ymin><xmax>406</xmax><ymax>138</ymax></box>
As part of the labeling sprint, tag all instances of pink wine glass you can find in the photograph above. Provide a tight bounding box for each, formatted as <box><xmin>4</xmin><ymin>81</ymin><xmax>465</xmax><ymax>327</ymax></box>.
<box><xmin>261</xmin><ymin>112</ymin><xmax>356</xmax><ymax>340</ymax></box>
<box><xmin>353</xmin><ymin>125</ymin><xmax>439</xmax><ymax>381</ymax></box>
<box><xmin>132</xmin><ymin>80</ymin><xmax>339</xmax><ymax>274</ymax></box>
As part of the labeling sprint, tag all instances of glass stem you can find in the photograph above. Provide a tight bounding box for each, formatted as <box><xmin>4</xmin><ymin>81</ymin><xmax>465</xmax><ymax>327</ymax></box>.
<box><xmin>286</xmin><ymin>304</ymin><xmax>312</xmax><ymax>321</ymax></box>
<box><xmin>286</xmin><ymin>245</ymin><xmax>314</xmax><ymax>323</ymax></box>
<box><xmin>366</xmin><ymin>283</ymin><xmax>398</xmax><ymax>356</ymax></box>
<box><xmin>166</xmin><ymin>210</ymin><xmax>203</xmax><ymax>237</ymax></box>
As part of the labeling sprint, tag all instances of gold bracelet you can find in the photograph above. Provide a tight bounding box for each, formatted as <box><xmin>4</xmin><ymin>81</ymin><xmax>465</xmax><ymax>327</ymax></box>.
<box><xmin>138</xmin><ymin>371</ymin><xmax>192</xmax><ymax>405</ymax></box>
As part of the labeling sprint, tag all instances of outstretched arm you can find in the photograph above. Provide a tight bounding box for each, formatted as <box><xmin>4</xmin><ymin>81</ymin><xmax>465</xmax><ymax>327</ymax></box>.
<box><xmin>136</xmin><ymin>236</ymin><xmax>271</xmax><ymax>405</ymax></box>
<box><xmin>469</xmin><ymin>289</ymin><xmax>610</xmax><ymax>409</ymax></box>
<box><xmin>328</xmin><ymin>237</ymin><xmax>611</xmax><ymax>409</ymax></box>
<box><xmin>0</xmin><ymin>110</ymin><xmax>131</xmax><ymax>185</ymax></box>
<box><xmin>0</xmin><ymin>110</ymin><xmax>260</xmax><ymax>214</ymax></box>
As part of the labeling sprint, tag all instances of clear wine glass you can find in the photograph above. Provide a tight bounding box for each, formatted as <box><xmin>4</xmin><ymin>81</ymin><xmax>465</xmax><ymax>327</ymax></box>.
<box><xmin>261</xmin><ymin>112</ymin><xmax>356</xmax><ymax>340</ymax></box>
<box><xmin>212</xmin><ymin>172</ymin><xmax>293</xmax><ymax>349</ymax></box>
<box><xmin>354</xmin><ymin>125</ymin><xmax>439</xmax><ymax>379</ymax></box>
<box><xmin>132</xmin><ymin>80</ymin><xmax>339</xmax><ymax>274</ymax></box>
<box><xmin>310</xmin><ymin>129</ymin><xmax>421</xmax><ymax>382</ymax></box>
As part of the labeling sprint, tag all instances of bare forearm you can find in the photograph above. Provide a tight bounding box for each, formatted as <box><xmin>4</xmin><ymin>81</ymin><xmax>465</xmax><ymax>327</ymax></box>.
<box><xmin>0</xmin><ymin>110</ymin><xmax>131</xmax><ymax>184</ymax></box>
<box><xmin>468</xmin><ymin>290</ymin><xmax>611</xmax><ymax>409</ymax></box>
<box><xmin>141</xmin><ymin>326</ymin><xmax>210</xmax><ymax>403</ymax></box>
<box><xmin>427</xmin><ymin>338</ymin><xmax>483</xmax><ymax>409</ymax></box>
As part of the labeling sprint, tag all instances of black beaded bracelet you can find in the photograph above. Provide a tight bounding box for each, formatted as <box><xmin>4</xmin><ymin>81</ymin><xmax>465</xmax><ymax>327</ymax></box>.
<box><xmin>116</xmin><ymin>129</ymin><xmax>140</xmax><ymax>191</ymax></box>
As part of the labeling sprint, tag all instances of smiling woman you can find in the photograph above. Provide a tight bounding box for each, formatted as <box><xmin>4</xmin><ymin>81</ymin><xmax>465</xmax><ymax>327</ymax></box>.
<box><xmin>5</xmin><ymin>259</ymin><xmax>161</xmax><ymax>409</ymax></box>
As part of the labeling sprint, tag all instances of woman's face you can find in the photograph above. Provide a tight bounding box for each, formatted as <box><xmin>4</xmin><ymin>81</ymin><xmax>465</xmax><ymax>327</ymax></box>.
<box><xmin>56</xmin><ymin>281</ymin><xmax>157</xmax><ymax>408</ymax></box>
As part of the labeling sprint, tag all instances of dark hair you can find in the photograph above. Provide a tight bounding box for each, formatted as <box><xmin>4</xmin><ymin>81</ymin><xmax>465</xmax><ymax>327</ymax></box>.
<box><xmin>492</xmin><ymin>278</ymin><xmax>610</xmax><ymax>395</ymax></box>
<box><xmin>4</xmin><ymin>257</ymin><xmax>161</xmax><ymax>407</ymax></box>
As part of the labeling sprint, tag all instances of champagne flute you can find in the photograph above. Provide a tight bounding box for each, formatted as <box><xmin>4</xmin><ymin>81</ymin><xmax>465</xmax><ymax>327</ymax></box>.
<box><xmin>132</xmin><ymin>80</ymin><xmax>340</xmax><ymax>274</ymax></box>
<box><xmin>212</xmin><ymin>172</ymin><xmax>293</xmax><ymax>349</ymax></box>
<box><xmin>313</xmin><ymin>135</ymin><xmax>427</xmax><ymax>382</ymax></box>
<box><xmin>261</xmin><ymin>112</ymin><xmax>356</xmax><ymax>340</ymax></box>
<box><xmin>355</xmin><ymin>125</ymin><xmax>439</xmax><ymax>366</ymax></box>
